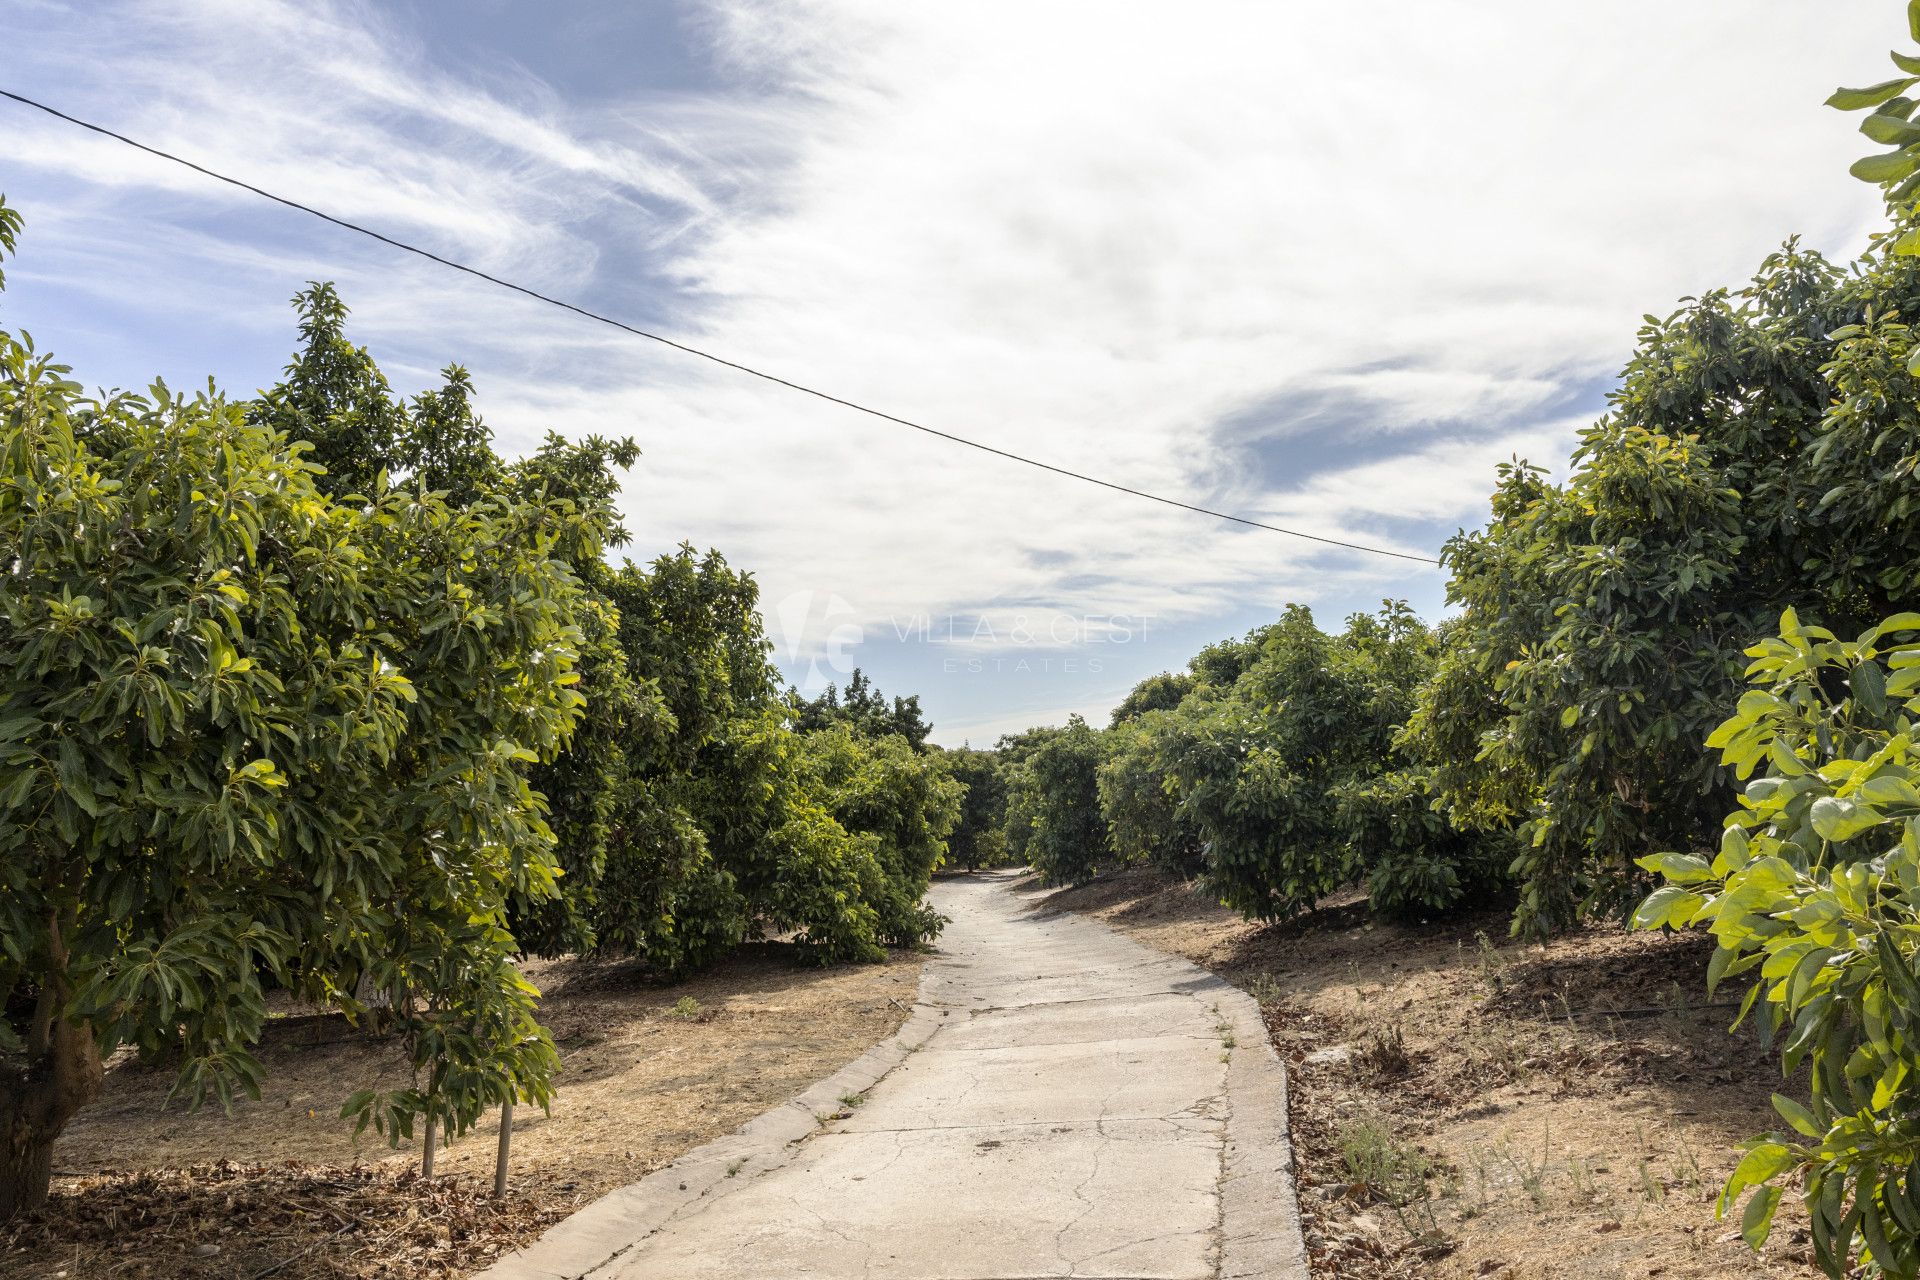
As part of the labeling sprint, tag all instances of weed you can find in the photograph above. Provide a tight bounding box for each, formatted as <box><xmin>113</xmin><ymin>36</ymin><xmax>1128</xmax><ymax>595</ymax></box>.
<box><xmin>1463</xmin><ymin>1147</ymin><xmax>1494</xmax><ymax>1217</ymax></box>
<box><xmin>1247</xmin><ymin>972</ymin><xmax>1285</xmax><ymax>1005</ymax></box>
<box><xmin>1474</xmin><ymin>930</ymin><xmax>1506</xmax><ymax>994</ymax></box>
<box><xmin>1337</xmin><ymin>1114</ymin><xmax>1432</xmax><ymax>1208</ymax></box>
<box><xmin>838</xmin><ymin>1091</ymin><xmax>866</xmax><ymax>1109</ymax></box>
<box><xmin>1669</xmin><ymin>1130</ymin><xmax>1706</xmax><ymax>1198</ymax></box>
<box><xmin>1567</xmin><ymin>1155</ymin><xmax>1603</xmax><ymax>1206</ymax></box>
<box><xmin>1496</xmin><ymin>1123</ymin><xmax>1553</xmax><ymax>1210</ymax></box>
<box><xmin>1633</xmin><ymin>1123</ymin><xmax>1666</xmax><ymax>1205</ymax></box>
<box><xmin>1392</xmin><ymin>1195</ymin><xmax>1452</xmax><ymax>1256</ymax></box>
<box><xmin>1360</xmin><ymin>1021</ymin><xmax>1412</xmax><ymax>1077</ymax></box>
<box><xmin>669</xmin><ymin>995</ymin><xmax>701</xmax><ymax>1021</ymax></box>
<box><xmin>1458</xmin><ymin>1021</ymin><xmax>1529</xmax><ymax>1085</ymax></box>
<box><xmin>726</xmin><ymin>1159</ymin><xmax>745</xmax><ymax>1178</ymax></box>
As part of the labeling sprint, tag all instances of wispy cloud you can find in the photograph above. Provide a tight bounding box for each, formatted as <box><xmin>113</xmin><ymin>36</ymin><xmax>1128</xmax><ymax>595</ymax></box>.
<box><xmin>0</xmin><ymin>0</ymin><xmax>1894</xmax><ymax>741</ymax></box>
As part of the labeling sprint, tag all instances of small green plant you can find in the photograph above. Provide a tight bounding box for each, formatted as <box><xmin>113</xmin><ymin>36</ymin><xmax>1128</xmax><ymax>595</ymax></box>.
<box><xmin>1633</xmin><ymin>1124</ymin><xmax>1666</xmax><ymax>1205</ymax></box>
<box><xmin>1337</xmin><ymin>1114</ymin><xmax>1432</xmax><ymax>1208</ymax></box>
<box><xmin>1473</xmin><ymin>930</ymin><xmax>1505</xmax><ymax>994</ymax></box>
<box><xmin>1668</xmin><ymin>1131</ymin><xmax>1705</xmax><ymax>1200</ymax></box>
<box><xmin>1247</xmin><ymin>972</ymin><xmax>1285</xmax><ymax>1005</ymax></box>
<box><xmin>669</xmin><ymin>996</ymin><xmax>702</xmax><ymax>1021</ymax></box>
<box><xmin>1567</xmin><ymin>1155</ymin><xmax>1603</xmax><ymax>1207</ymax></box>
<box><xmin>726</xmin><ymin>1159</ymin><xmax>745</xmax><ymax>1178</ymax></box>
<box><xmin>838</xmin><ymin>1091</ymin><xmax>865</xmax><ymax>1109</ymax></box>
<box><xmin>1496</xmin><ymin>1123</ymin><xmax>1553</xmax><ymax>1211</ymax></box>
<box><xmin>1465</xmin><ymin>1147</ymin><xmax>1494</xmax><ymax>1216</ymax></box>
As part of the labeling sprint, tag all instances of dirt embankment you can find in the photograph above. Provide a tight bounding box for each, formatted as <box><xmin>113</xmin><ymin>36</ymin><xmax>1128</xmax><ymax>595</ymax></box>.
<box><xmin>3</xmin><ymin>943</ymin><xmax>924</xmax><ymax>1279</ymax></box>
<box><xmin>1025</xmin><ymin>866</ymin><xmax>1816</xmax><ymax>1280</ymax></box>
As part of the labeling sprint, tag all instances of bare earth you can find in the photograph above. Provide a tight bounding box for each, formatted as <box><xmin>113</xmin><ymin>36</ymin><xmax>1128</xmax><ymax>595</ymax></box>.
<box><xmin>1027</xmin><ymin>866</ymin><xmax>1821</xmax><ymax>1280</ymax></box>
<box><xmin>1</xmin><ymin>942</ymin><xmax>924</xmax><ymax>1279</ymax></box>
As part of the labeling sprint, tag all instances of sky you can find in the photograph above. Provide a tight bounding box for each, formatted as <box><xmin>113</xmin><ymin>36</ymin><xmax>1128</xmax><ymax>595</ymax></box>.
<box><xmin>0</xmin><ymin>0</ymin><xmax>1897</xmax><ymax>744</ymax></box>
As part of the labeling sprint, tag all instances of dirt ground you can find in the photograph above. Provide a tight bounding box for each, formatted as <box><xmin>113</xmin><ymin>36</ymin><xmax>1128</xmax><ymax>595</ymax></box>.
<box><xmin>1</xmin><ymin>942</ymin><xmax>924</xmax><ymax>1279</ymax></box>
<box><xmin>1024</xmin><ymin>866</ymin><xmax>1820</xmax><ymax>1280</ymax></box>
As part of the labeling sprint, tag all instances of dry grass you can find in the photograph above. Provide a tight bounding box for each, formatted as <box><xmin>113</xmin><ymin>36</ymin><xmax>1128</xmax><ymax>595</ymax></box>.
<box><xmin>3</xmin><ymin>942</ymin><xmax>924</xmax><ymax>1279</ymax></box>
<box><xmin>1020</xmin><ymin>866</ymin><xmax>1821</xmax><ymax>1280</ymax></box>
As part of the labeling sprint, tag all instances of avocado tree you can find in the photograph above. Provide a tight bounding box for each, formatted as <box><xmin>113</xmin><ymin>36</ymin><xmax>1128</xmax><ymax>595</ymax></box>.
<box><xmin>0</xmin><ymin>202</ymin><xmax>589</xmax><ymax>1217</ymax></box>
<box><xmin>1637</xmin><ymin>611</ymin><xmax>1920</xmax><ymax>1275</ymax></box>
<box><xmin>252</xmin><ymin>287</ymin><xmax>651</xmax><ymax>959</ymax></box>
<box><xmin>939</xmin><ymin>746</ymin><xmax>1007</xmax><ymax>871</ymax></box>
<box><xmin>1628</xmin><ymin>9</ymin><xmax>1920</xmax><ymax>1271</ymax></box>
<box><xmin>1421</xmin><ymin>0</ymin><xmax>1920</xmax><ymax>940</ymax></box>
<box><xmin>1153</xmin><ymin>604</ymin><xmax>1469</xmax><ymax>919</ymax></box>
<box><xmin>1098</xmin><ymin>703</ymin><xmax>1208</xmax><ymax>877</ymax></box>
<box><xmin>798</xmin><ymin>725</ymin><xmax>961</xmax><ymax>945</ymax></box>
<box><xmin>1008</xmin><ymin>716</ymin><xmax>1112</xmax><ymax>886</ymax></box>
<box><xmin>791</xmin><ymin>668</ymin><xmax>932</xmax><ymax>749</ymax></box>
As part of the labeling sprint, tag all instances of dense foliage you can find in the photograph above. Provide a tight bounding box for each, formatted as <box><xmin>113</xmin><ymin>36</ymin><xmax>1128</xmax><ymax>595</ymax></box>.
<box><xmin>797</xmin><ymin>726</ymin><xmax>961</xmax><ymax>947</ymax></box>
<box><xmin>1005</xmin><ymin>716</ymin><xmax>1111</xmax><ymax>886</ymax></box>
<box><xmin>990</xmin><ymin>606</ymin><xmax>1505</xmax><ymax>918</ymax></box>
<box><xmin>940</xmin><ymin>746</ymin><xmax>1009</xmax><ymax>871</ymax></box>
<box><xmin>252</xmin><ymin>288</ymin><xmax>960</xmax><ymax>975</ymax></box>
<box><xmin>1414</xmin><ymin>190</ymin><xmax>1920</xmax><ymax>938</ymax></box>
<box><xmin>1639</xmin><ymin>611</ymin><xmax>1920</xmax><ymax>1275</ymax></box>
<box><xmin>792</xmin><ymin>669</ymin><xmax>931</xmax><ymax>750</ymax></box>
<box><xmin>1107</xmin><ymin>672</ymin><xmax>1195</xmax><ymax>727</ymax></box>
<box><xmin>0</xmin><ymin>207</ymin><xmax>590</xmax><ymax>1215</ymax></box>
<box><xmin>1098</xmin><ymin>704</ymin><xmax>1207</xmax><ymax>877</ymax></box>
<box><xmin>1164</xmin><ymin>605</ymin><xmax>1506</xmax><ymax>920</ymax></box>
<box><xmin>0</xmin><ymin>209</ymin><xmax>958</xmax><ymax>1217</ymax></box>
<box><xmin>1631</xmin><ymin>13</ymin><xmax>1920</xmax><ymax>1274</ymax></box>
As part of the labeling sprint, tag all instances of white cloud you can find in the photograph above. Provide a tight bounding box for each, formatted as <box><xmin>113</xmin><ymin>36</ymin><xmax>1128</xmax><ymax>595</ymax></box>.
<box><xmin>0</xmin><ymin>0</ymin><xmax>1896</xmax><ymax>740</ymax></box>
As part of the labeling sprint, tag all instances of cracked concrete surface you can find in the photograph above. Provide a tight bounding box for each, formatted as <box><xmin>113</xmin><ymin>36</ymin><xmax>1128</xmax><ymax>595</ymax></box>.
<box><xmin>481</xmin><ymin>870</ymin><xmax>1307</xmax><ymax>1280</ymax></box>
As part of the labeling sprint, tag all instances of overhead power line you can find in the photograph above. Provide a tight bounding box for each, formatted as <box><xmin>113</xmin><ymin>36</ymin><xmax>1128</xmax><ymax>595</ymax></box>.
<box><xmin>0</xmin><ymin>87</ymin><xmax>1442</xmax><ymax>567</ymax></box>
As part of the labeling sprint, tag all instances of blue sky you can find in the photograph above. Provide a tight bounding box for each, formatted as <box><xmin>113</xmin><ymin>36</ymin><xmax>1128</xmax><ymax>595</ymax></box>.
<box><xmin>0</xmin><ymin>0</ymin><xmax>1894</xmax><ymax>743</ymax></box>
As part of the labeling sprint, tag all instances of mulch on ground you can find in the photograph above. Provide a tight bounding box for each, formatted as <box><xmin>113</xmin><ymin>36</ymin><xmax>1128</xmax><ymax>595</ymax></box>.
<box><xmin>4</xmin><ymin>942</ymin><xmax>926</xmax><ymax>1279</ymax></box>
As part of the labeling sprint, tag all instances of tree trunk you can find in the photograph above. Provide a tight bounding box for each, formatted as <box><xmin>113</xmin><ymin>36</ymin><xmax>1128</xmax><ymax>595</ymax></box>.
<box><xmin>1</xmin><ymin>974</ymin><xmax>104</xmax><ymax>1221</ymax></box>
<box><xmin>0</xmin><ymin>1118</ymin><xmax>54</xmax><ymax>1221</ymax></box>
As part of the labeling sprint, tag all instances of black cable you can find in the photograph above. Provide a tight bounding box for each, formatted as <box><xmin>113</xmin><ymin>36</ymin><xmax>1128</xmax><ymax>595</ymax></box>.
<box><xmin>0</xmin><ymin>87</ymin><xmax>1442</xmax><ymax>566</ymax></box>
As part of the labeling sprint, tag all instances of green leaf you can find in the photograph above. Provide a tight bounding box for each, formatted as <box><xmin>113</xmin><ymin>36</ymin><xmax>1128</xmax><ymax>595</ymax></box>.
<box><xmin>55</xmin><ymin>737</ymin><xmax>100</xmax><ymax>818</ymax></box>
<box><xmin>1872</xmin><ymin>612</ymin><xmax>1920</xmax><ymax>636</ymax></box>
<box><xmin>1741</xmin><ymin>1184</ymin><xmax>1783</xmax><ymax>1251</ymax></box>
<box><xmin>1638</xmin><ymin>851</ymin><xmax>1714</xmax><ymax>884</ymax></box>
<box><xmin>1811</xmin><ymin>795</ymin><xmax>1882</xmax><ymax>843</ymax></box>
<box><xmin>1728</xmin><ymin>1141</ymin><xmax>1796</xmax><ymax>1194</ymax></box>
<box><xmin>1865</xmin><ymin>111</ymin><xmax>1920</xmax><ymax>145</ymax></box>
<box><xmin>1855</xmin><ymin>660</ymin><xmax>1890</xmax><ymax>716</ymax></box>
<box><xmin>1633</xmin><ymin>884</ymin><xmax>1705</xmax><ymax>931</ymax></box>
<box><xmin>1831</xmin><ymin>78</ymin><xmax>1920</xmax><ymax>110</ymax></box>
<box><xmin>1897</xmin><ymin>51</ymin><xmax>1920</xmax><ymax>76</ymax></box>
<box><xmin>1852</xmin><ymin>150</ymin><xmax>1920</xmax><ymax>183</ymax></box>
<box><xmin>1771</xmin><ymin>1093</ymin><xmax>1822</xmax><ymax>1138</ymax></box>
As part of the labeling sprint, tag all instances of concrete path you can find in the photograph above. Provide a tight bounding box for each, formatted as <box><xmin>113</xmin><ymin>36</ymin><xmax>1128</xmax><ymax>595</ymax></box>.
<box><xmin>483</xmin><ymin>870</ymin><xmax>1307</xmax><ymax>1280</ymax></box>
